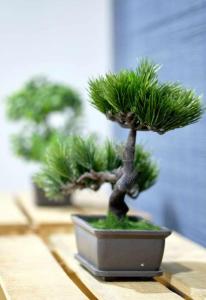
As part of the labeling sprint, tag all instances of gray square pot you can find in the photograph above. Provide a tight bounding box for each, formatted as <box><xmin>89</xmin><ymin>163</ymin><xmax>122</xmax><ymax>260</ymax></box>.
<box><xmin>72</xmin><ymin>214</ymin><xmax>171</xmax><ymax>279</ymax></box>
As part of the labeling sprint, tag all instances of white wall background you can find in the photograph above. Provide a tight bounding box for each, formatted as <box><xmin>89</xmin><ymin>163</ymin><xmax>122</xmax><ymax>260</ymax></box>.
<box><xmin>0</xmin><ymin>0</ymin><xmax>112</xmax><ymax>192</ymax></box>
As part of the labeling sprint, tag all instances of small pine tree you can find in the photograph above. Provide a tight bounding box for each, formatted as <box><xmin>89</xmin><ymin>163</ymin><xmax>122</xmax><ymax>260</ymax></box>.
<box><xmin>36</xmin><ymin>59</ymin><xmax>204</xmax><ymax>219</ymax></box>
<box><xmin>6</xmin><ymin>76</ymin><xmax>82</xmax><ymax>162</ymax></box>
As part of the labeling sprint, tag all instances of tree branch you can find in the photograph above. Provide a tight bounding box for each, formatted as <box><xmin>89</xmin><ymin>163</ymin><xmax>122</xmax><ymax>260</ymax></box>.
<box><xmin>61</xmin><ymin>168</ymin><xmax>122</xmax><ymax>196</ymax></box>
<box><xmin>76</xmin><ymin>170</ymin><xmax>118</xmax><ymax>184</ymax></box>
<box><xmin>106</xmin><ymin>111</ymin><xmax>165</xmax><ymax>133</ymax></box>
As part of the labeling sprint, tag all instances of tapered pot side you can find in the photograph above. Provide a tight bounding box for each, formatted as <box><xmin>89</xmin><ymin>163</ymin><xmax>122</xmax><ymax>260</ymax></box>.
<box><xmin>72</xmin><ymin>214</ymin><xmax>171</xmax><ymax>279</ymax></box>
<box><xmin>33</xmin><ymin>183</ymin><xmax>71</xmax><ymax>207</ymax></box>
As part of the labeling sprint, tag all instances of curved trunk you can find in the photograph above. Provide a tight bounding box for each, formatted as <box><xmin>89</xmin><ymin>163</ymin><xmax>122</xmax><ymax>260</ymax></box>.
<box><xmin>108</xmin><ymin>188</ymin><xmax>128</xmax><ymax>218</ymax></box>
<box><xmin>108</xmin><ymin>129</ymin><xmax>137</xmax><ymax>218</ymax></box>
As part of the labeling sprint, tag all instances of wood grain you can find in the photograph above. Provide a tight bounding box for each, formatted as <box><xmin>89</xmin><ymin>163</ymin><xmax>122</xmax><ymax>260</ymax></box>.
<box><xmin>49</xmin><ymin>233</ymin><xmax>182</xmax><ymax>300</ymax></box>
<box><xmin>0</xmin><ymin>234</ymin><xmax>87</xmax><ymax>300</ymax></box>
<box><xmin>0</xmin><ymin>195</ymin><xmax>28</xmax><ymax>234</ymax></box>
<box><xmin>161</xmin><ymin>232</ymin><xmax>206</xmax><ymax>300</ymax></box>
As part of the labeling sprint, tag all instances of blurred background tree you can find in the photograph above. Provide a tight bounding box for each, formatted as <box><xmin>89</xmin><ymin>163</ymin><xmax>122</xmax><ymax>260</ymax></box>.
<box><xmin>6</xmin><ymin>76</ymin><xmax>82</xmax><ymax>163</ymax></box>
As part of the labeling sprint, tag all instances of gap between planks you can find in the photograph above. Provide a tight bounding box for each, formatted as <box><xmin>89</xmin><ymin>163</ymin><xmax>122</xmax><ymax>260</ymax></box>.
<box><xmin>52</xmin><ymin>250</ymin><xmax>98</xmax><ymax>300</ymax></box>
<box><xmin>156</xmin><ymin>277</ymin><xmax>192</xmax><ymax>300</ymax></box>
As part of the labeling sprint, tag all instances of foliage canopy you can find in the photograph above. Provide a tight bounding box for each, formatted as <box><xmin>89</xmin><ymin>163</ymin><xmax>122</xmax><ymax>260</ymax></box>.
<box><xmin>89</xmin><ymin>59</ymin><xmax>204</xmax><ymax>134</ymax></box>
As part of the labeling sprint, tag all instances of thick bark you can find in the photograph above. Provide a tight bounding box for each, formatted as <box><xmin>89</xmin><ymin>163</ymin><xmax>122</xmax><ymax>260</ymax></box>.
<box><xmin>108</xmin><ymin>128</ymin><xmax>137</xmax><ymax>218</ymax></box>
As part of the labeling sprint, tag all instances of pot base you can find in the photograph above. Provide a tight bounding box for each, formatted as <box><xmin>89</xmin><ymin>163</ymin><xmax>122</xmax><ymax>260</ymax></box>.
<box><xmin>75</xmin><ymin>254</ymin><xmax>163</xmax><ymax>280</ymax></box>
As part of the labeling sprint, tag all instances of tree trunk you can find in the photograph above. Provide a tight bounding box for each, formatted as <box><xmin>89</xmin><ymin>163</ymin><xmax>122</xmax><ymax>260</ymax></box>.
<box><xmin>108</xmin><ymin>129</ymin><xmax>137</xmax><ymax>218</ymax></box>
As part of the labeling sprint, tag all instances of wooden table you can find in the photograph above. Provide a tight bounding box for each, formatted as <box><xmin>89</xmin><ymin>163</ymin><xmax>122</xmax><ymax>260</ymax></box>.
<box><xmin>0</xmin><ymin>193</ymin><xmax>206</xmax><ymax>300</ymax></box>
<box><xmin>48</xmin><ymin>232</ymin><xmax>206</xmax><ymax>300</ymax></box>
<box><xmin>49</xmin><ymin>233</ymin><xmax>182</xmax><ymax>300</ymax></box>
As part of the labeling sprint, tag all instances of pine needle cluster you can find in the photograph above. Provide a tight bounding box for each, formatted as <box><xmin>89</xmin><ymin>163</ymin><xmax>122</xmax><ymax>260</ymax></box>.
<box><xmin>89</xmin><ymin>59</ymin><xmax>204</xmax><ymax>133</ymax></box>
<box><xmin>35</xmin><ymin>136</ymin><xmax>158</xmax><ymax>200</ymax></box>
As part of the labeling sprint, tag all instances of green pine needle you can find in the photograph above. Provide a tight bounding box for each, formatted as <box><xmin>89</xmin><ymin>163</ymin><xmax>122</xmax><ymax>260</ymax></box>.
<box><xmin>89</xmin><ymin>58</ymin><xmax>204</xmax><ymax>133</ymax></box>
<box><xmin>35</xmin><ymin>136</ymin><xmax>158</xmax><ymax>200</ymax></box>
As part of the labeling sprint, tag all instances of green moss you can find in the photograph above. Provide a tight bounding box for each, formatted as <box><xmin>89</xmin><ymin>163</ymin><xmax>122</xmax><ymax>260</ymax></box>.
<box><xmin>88</xmin><ymin>213</ymin><xmax>160</xmax><ymax>230</ymax></box>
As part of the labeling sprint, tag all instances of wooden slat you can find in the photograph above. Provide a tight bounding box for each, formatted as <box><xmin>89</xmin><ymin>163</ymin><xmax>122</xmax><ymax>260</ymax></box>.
<box><xmin>16</xmin><ymin>193</ymin><xmax>84</xmax><ymax>235</ymax></box>
<box><xmin>161</xmin><ymin>232</ymin><xmax>206</xmax><ymax>300</ymax></box>
<box><xmin>0</xmin><ymin>234</ymin><xmax>87</xmax><ymax>300</ymax></box>
<box><xmin>0</xmin><ymin>195</ymin><xmax>28</xmax><ymax>234</ymax></box>
<box><xmin>49</xmin><ymin>233</ymin><xmax>182</xmax><ymax>300</ymax></box>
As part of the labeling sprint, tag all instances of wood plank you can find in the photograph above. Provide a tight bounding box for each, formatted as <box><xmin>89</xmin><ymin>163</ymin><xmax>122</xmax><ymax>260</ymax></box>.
<box><xmin>0</xmin><ymin>194</ymin><xmax>28</xmax><ymax>234</ymax></box>
<box><xmin>16</xmin><ymin>193</ymin><xmax>84</xmax><ymax>235</ymax></box>
<box><xmin>49</xmin><ymin>233</ymin><xmax>183</xmax><ymax>300</ymax></box>
<box><xmin>161</xmin><ymin>232</ymin><xmax>206</xmax><ymax>300</ymax></box>
<box><xmin>0</xmin><ymin>234</ymin><xmax>87</xmax><ymax>300</ymax></box>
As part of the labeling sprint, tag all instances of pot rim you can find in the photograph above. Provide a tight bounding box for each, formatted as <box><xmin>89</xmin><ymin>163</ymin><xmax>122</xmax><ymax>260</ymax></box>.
<box><xmin>72</xmin><ymin>214</ymin><xmax>172</xmax><ymax>238</ymax></box>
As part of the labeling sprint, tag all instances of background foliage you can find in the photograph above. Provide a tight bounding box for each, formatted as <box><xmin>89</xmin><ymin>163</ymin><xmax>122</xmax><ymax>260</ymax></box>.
<box><xmin>7</xmin><ymin>76</ymin><xmax>82</xmax><ymax>162</ymax></box>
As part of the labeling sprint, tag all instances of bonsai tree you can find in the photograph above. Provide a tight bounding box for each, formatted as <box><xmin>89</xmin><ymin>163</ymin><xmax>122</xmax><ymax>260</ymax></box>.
<box><xmin>6</xmin><ymin>76</ymin><xmax>82</xmax><ymax>163</ymax></box>
<box><xmin>36</xmin><ymin>59</ymin><xmax>203</xmax><ymax>221</ymax></box>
